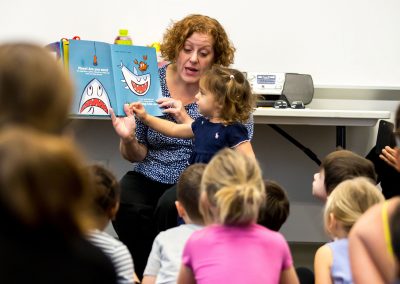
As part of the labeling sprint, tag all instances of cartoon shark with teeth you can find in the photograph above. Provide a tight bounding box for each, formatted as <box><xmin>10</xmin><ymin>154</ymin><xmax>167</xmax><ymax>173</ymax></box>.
<box><xmin>120</xmin><ymin>63</ymin><xmax>151</xmax><ymax>96</ymax></box>
<box><xmin>79</xmin><ymin>79</ymin><xmax>111</xmax><ymax>115</ymax></box>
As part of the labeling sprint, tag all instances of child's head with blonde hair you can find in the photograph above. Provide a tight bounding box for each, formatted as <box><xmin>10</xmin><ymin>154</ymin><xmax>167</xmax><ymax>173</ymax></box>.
<box><xmin>200</xmin><ymin>148</ymin><xmax>265</xmax><ymax>226</ymax></box>
<box><xmin>199</xmin><ymin>65</ymin><xmax>255</xmax><ymax>124</ymax></box>
<box><xmin>324</xmin><ymin>177</ymin><xmax>384</xmax><ymax>237</ymax></box>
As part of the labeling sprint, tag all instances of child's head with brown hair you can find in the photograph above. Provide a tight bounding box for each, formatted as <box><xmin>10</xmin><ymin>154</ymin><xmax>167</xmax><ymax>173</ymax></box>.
<box><xmin>176</xmin><ymin>163</ymin><xmax>206</xmax><ymax>225</ymax></box>
<box><xmin>0</xmin><ymin>128</ymin><xmax>91</xmax><ymax>234</ymax></box>
<box><xmin>200</xmin><ymin>148</ymin><xmax>265</xmax><ymax>226</ymax></box>
<box><xmin>87</xmin><ymin>164</ymin><xmax>120</xmax><ymax>225</ymax></box>
<box><xmin>258</xmin><ymin>180</ymin><xmax>290</xmax><ymax>231</ymax></box>
<box><xmin>198</xmin><ymin>65</ymin><xmax>255</xmax><ymax>124</ymax></box>
<box><xmin>0</xmin><ymin>43</ymin><xmax>73</xmax><ymax>134</ymax></box>
<box><xmin>324</xmin><ymin>177</ymin><xmax>384</xmax><ymax>238</ymax></box>
<box><xmin>313</xmin><ymin>149</ymin><xmax>377</xmax><ymax>201</ymax></box>
<box><xmin>161</xmin><ymin>14</ymin><xmax>235</xmax><ymax>66</ymax></box>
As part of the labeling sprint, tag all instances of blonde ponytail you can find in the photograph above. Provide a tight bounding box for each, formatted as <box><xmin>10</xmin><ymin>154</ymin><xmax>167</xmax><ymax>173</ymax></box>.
<box><xmin>200</xmin><ymin>148</ymin><xmax>265</xmax><ymax>226</ymax></box>
<box><xmin>215</xmin><ymin>183</ymin><xmax>265</xmax><ymax>225</ymax></box>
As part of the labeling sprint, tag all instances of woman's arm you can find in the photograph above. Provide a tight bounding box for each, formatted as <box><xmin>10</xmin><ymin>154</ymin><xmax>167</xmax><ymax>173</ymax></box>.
<box><xmin>177</xmin><ymin>265</ymin><xmax>196</xmax><ymax>284</ymax></box>
<box><xmin>314</xmin><ymin>245</ymin><xmax>333</xmax><ymax>284</ymax></box>
<box><xmin>110</xmin><ymin>106</ymin><xmax>148</xmax><ymax>162</ymax></box>
<box><xmin>279</xmin><ymin>267</ymin><xmax>300</xmax><ymax>284</ymax></box>
<box><xmin>131</xmin><ymin>102</ymin><xmax>194</xmax><ymax>139</ymax></box>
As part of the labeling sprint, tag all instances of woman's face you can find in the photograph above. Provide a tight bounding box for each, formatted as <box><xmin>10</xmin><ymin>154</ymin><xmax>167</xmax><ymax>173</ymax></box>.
<box><xmin>175</xmin><ymin>32</ymin><xmax>215</xmax><ymax>85</ymax></box>
<box><xmin>312</xmin><ymin>169</ymin><xmax>327</xmax><ymax>201</ymax></box>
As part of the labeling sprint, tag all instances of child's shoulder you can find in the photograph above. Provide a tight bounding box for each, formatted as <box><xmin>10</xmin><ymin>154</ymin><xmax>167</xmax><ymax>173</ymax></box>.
<box><xmin>89</xmin><ymin>229</ymin><xmax>127</xmax><ymax>251</ymax></box>
<box><xmin>188</xmin><ymin>224</ymin><xmax>220</xmax><ymax>239</ymax></box>
<box><xmin>157</xmin><ymin>224</ymin><xmax>204</xmax><ymax>243</ymax></box>
<box><xmin>252</xmin><ymin>224</ymin><xmax>289</xmax><ymax>243</ymax></box>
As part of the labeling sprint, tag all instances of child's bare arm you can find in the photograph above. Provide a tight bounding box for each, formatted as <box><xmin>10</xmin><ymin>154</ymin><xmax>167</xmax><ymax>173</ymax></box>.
<box><xmin>314</xmin><ymin>245</ymin><xmax>333</xmax><ymax>284</ymax></box>
<box><xmin>235</xmin><ymin>141</ymin><xmax>255</xmax><ymax>159</ymax></box>
<box><xmin>141</xmin><ymin>275</ymin><xmax>156</xmax><ymax>284</ymax></box>
<box><xmin>279</xmin><ymin>266</ymin><xmax>299</xmax><ymax>284</ymax></box>
<box><xmin>177</xmin><ymin>265</ymin><xmax>196</xmax><ymax>284</ymax></box>
<box><xmin>130</xmin><ymin>102</ymin><xmax>194</xmax><ymax>139</ymax></box>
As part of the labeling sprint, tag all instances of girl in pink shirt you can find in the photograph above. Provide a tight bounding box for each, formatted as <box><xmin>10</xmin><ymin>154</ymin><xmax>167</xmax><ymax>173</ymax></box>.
<box><xmin>177</xmin><ymin>148</ymin><xmax>299</xmax><ymax>284</ymax></box>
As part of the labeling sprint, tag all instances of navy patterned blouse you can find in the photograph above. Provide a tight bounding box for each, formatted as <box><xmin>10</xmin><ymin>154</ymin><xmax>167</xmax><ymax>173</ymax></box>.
<box><xmin>133</xmin><ymin>64</ymin><xmax>254</xmax><ymax>184</ymax></box>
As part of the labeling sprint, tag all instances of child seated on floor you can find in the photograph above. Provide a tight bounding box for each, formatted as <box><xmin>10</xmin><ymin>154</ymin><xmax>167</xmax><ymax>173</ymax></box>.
<box><xmin>312</xmin><ymin>149</ymin><xmax>377</xmax><ymax>201</ymax></box>
<box><xmin>178</xmin><ymin>149</ymin><xmax>299</xmax><ymax>284</ymax></box>
<box><xmin>86</xmin><ymin>164</ymin><xmax>138</xmax><ymax>284</ymax></box>
<box><xmin>258</xmin><ymin>180</ymin><xmax>290</xmax><ymax>231</ymax></box>
<box><xmin>142</xmin><ymin>164</ymin><xmax>206</xmax><ymax>284</ymax></box>
<box><xmin>314</xmin><ymin>177</ymin><xmax>384</xmax><ymax>284</ymax></box>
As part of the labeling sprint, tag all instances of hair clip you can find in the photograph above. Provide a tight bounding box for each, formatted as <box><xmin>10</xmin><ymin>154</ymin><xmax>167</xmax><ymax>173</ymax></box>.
<box><xmin>230</xmin><ymin>74</ymin><xmax>235</xmax><ymax>80</ymax></box>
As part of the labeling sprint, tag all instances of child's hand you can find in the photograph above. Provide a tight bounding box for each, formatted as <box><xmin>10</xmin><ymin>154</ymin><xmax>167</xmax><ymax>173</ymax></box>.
<box><xmin>130</xmin><ymin>102</ymin><xmax>147</xmax><ymax>120</ymax></box>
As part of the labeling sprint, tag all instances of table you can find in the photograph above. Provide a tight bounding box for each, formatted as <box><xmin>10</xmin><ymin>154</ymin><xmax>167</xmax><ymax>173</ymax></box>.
<box><xmin>254</xmin><ymin>108</ymin><xmax>391</xmax><ymax>148</ymax></box>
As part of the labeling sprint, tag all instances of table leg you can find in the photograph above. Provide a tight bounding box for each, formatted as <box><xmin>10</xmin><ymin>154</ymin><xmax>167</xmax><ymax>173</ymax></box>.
<box><xmin>336</xmin><ymin>126</ymin><xmax>346</xmax><ymax>149</ymax></box>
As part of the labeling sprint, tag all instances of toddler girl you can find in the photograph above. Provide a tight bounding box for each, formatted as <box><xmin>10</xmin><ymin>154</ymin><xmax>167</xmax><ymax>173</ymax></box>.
<box><xmin>314</xmin><ymin>177</ymin><xmax>384</xmax><ymax>284</ymax></box>
<box><xmin>130</xmin><ymin>65</ymin><xmax>256</xmax><ymax>163</ymax></box>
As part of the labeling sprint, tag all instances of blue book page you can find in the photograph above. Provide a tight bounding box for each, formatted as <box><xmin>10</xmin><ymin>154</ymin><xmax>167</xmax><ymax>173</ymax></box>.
<box><xmin>68</xmin><ymin>40</ymin><xmax>117</xmax><ymax>117</ymax></box>
<box><xmin>110</xmin><ymin>44</ymin><xmax>163</xmax><ymax>117</ymax></box>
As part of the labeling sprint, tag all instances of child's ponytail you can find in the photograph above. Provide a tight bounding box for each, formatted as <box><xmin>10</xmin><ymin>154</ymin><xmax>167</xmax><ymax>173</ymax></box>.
<box><xmin>200</xmin><ymin>148</ymin><xmax>265</xmax><ymax>225</ymax></box>
<box><xmin>215</xmin><ymin>183</ymin><xmax>265</xmax><ymax>225</ymax></box>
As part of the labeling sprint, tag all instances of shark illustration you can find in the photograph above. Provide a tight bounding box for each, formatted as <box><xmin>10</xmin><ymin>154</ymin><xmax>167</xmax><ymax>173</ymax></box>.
<box><xmin>120</xmin><ymin>63</ymin><xmax>151</xmax><ymax>96</ymax></box>
<box><xmin>79</xmin><ymin>79</ymin><xmax>111</xmax><ymax>115</ymax></box>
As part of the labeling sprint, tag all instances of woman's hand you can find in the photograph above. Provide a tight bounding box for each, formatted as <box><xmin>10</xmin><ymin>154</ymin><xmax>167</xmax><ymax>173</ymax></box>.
<box><xmin>110</xmin><ymin>104</ymin><xmax>136</xmax><ymax>143</ymax></box>
<box><xmin>157</xmin><ymin>97</ymin><xmax>192</xmax><ymax>124</ymax></box>
<box><xmin>379</xmin><ymin>146</ymin><xmax>400</xmax><ymax>172</ymax></box>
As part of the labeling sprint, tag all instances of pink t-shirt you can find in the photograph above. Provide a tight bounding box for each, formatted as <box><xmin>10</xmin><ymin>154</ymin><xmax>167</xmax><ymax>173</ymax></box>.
<box><xmin>182</xmin><ymin>223</ymin><xmax>293</xmax><ymax>284</ymax></box>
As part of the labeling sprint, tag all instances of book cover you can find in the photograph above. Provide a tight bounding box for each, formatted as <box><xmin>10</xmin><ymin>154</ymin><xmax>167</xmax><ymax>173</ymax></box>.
<box><xmin>67</xmin><ymin>39</ymin><xmax>163</xmax><ymax>117</ymax></box>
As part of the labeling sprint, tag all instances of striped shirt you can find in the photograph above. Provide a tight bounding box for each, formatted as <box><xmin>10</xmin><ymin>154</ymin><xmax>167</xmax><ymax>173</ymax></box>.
<box><xmin>88</xmin><ymin>229</ymin><xmax>135</xmax><ymax>284</ymax></box>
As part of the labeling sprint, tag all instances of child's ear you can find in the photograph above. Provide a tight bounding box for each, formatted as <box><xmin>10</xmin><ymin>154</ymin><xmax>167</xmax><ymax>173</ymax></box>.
<box><xmin>216</xmin><ymin>102</ymin><xmax>223</xmax><ymax>112</ymax></box>
<box><xmin>327</xmin><ymin>213</ymin><xmax>337</xmax><ymax>235</ymax></box>
<box><xmin>109</xmin><ymin>201</ymin><xmax>120</xmax><ymax>221</ymax></box>
<box><xmin>175</xmin><ymin>201</ymin><xmax>186</xmax><ymax>218</ymax></box>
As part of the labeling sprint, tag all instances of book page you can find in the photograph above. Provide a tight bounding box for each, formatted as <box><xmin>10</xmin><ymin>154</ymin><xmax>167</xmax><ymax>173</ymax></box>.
<box><xmin>68</xmin><ymin>40</ymin><xmax>116</xmax><ymax>117</ymax></box>
<box><xmin>110</xmin><ymin>44</ymin><xmax>163</xmax><ymax>117</ymax></box>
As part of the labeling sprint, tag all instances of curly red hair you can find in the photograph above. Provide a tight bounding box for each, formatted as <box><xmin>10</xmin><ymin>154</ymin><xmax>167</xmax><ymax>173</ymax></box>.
<box><xmin>160</xmin><ymin>14</ymin><xmax>235</xmax><ymax>66</ymax></box>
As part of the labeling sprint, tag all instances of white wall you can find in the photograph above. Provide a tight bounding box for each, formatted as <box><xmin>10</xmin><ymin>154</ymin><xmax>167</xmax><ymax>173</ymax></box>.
<box><xmin>1</xmin><ymin>0</ymin><xmax>400</xmax><ymax>241</ymax></box>
<box><xmin>1</xmin><ymin>0</ymin><xmax>400</xmax><ymax>87</ymax></box>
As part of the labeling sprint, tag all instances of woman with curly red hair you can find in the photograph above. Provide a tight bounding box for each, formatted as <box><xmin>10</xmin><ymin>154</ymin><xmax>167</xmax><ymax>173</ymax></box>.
<box><xmin>111</xmin><ymin>14</ymin><xmax>254</xmax><ymax>279</ymax></box>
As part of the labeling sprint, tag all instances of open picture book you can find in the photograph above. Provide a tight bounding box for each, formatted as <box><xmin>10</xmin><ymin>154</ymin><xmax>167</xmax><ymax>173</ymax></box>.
<box><xmin>60</xmin><ymin>39</ymin><xmax>163</xmax><ymax>117</ymax></box>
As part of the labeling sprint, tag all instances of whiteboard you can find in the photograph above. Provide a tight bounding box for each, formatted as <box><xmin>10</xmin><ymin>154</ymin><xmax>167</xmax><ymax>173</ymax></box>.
<box><xmin>1</xmin><ymin>0</ymin><xmax>399</xmax><ymax>88</ymax></box>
